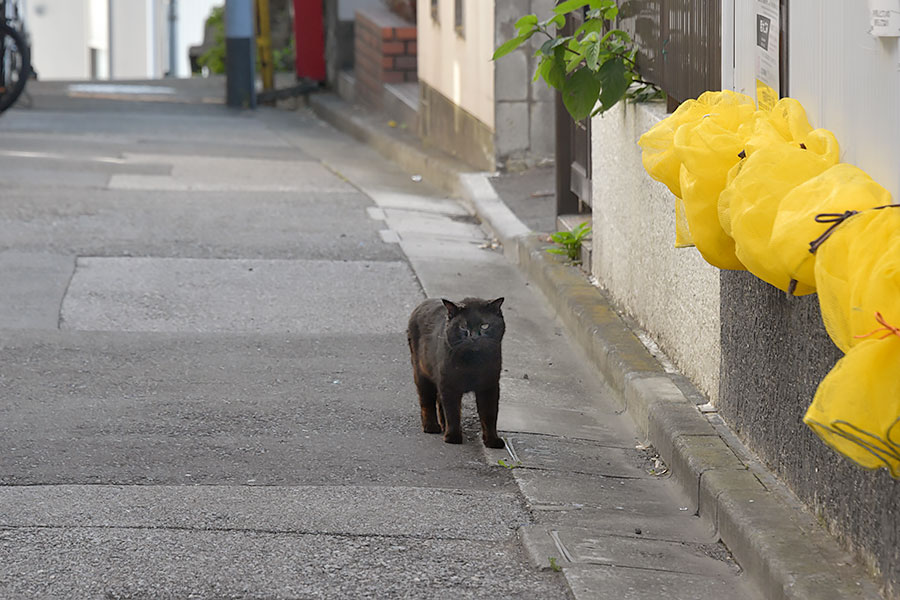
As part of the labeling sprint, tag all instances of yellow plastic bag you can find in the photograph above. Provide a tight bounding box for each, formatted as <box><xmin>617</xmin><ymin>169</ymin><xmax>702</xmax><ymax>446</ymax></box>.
<box><xmin>769</xmin><ymin>164</ymin><xmax>892</xmax><ymax>290</ymax></box>
<box><xmin>742</xmin><ymin>97</ymin><xmax>814</xmax><ymax>156</ymax></box>
<box><xmin>639</xmin><ymin>90</ymin><xmax>756</xmax><ymax>199</ymax></box>
<box><xmin>673</xmin><ymin>99</ymin><xmax>756</xmax><ymax>269</ymax></box>
<box><xmin>804</xmin><ymin>331</ymin><xmax>900</xmax><ymax>478</ymax></box>
<box><xmin>718</xmin><ymin>128</ymin><xmax>840</xmax><ymax>293</ymax></box>
<box><xmin>675</xmin><ymin>197</ymin><xmax>693</xmax><ymax>247</ymax></box>
<box><xmin>814</xmin><ymin>206</ymin><xmax>900</xmax><ymax>351</ymax></box>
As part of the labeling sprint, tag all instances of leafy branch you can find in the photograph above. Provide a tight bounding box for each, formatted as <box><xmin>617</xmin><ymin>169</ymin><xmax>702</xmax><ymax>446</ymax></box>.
<box><xmin>492</xmin><ymin>0</ymin><xmax>661</xmax><ymax>121</ymax></box>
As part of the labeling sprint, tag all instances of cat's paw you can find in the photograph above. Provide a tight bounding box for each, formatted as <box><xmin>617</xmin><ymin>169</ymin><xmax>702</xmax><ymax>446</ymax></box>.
<box><xmin>423</xmin><ymin>423</ymin><xmax>442</xmax><ymax>434</ymax></box>
<box><xmin>443</xmin><ymin>431</ymin><xmax>463</xmax><ymax>444</ymax></box>
<box><xmin>483</xmin><ymin>437</ymin><xmax>505</xmax><ymax>449</ymax></box>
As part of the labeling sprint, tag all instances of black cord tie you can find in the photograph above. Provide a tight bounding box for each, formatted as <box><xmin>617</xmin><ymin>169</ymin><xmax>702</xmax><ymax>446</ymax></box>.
<box><xmin>808</xmin><ymin>204</ymin><xmax>900</xmax><ymax>254</ymax></box>
<box><xmin>808</xmin><ymin>211</ymin><xmax>858</xmax><ymax>254</ymax></box>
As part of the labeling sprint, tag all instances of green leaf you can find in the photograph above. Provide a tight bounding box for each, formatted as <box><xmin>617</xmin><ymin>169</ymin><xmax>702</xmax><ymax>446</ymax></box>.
<box><xmin>575</xmin><ymin>18</ymin><xmax>605</xmax><ymax>38</ymax></box>
<box><xmin>538</xmin><ymin>35</ymin><xmax>570</xmax><ymax>57</ymax></box>
<box><xmin>544</xmin><ymin>53</ymin><xmax>567</xmax><ymax>90</ymax></box>
<box><xmin>596</xmin><ymin>57</ymin><xmax>630</xmax><ymax>112</ymax></box>
<box><xmin>493</xmin><ymin>33</ymin><xmax>527</xmax><ymax>60</ymax></box>
<box><xmin>584</xmin><ymin>40</ymin><xmax>601</xmax><ymax>70</ymax></box>
<box><xmin>573</xmin><ymin>222</ymin><xmax>592</xmax><ymax>238</ymax></box>
<box><xmin>553</xmin><ymin>0</ymin><xmax>589</xmax><ymax>16</ymax></box>
<box><xmin>540</xmin><ymin>14</ymin><xmax>567</xmax><ymax>30</ymax></box>
<box><xmin>562</xmin><ymin>68</ymin><xmax>602</xmax><ymax>121</ymax></box>
<box><xmin>515</xmin><ymin>14</ymin><xmax>538</xmax><ymax>32</ymax></box>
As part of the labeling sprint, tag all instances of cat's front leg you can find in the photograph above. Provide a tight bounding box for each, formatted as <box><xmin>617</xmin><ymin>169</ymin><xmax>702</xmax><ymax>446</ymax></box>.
<box><xmin>476</xmin><ymin>384</ymin><xmax>505</xmax><ymax>448</ymax></box>
<box><xmin>439</xmin><ymin>388</ymin><xmax>463</xmax><ymax>444</ymax></box>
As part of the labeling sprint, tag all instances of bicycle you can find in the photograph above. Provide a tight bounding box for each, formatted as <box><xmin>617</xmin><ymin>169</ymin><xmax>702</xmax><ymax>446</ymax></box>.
<box><xmin>0</xmin><ymin>0</ymin><xmax>30</xmax><ymax>114</ymax></box>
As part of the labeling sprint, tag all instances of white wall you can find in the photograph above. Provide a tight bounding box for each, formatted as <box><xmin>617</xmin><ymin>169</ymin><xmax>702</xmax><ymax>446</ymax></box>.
<box><xmin>725</xmin><ymin>0</ymin><xmax>900</xmax><ymax>200</ymax></box>
<box><xmin>110</xmin><ymin>0</ymin><xmax>153</xmax><ymax>78</ymax></box>
<box><xmin>26</xmin><ymin>0</ymin><xmax>91</xmax><ymax>79</ymax></box>
<box><xmin>591</xmin><ymin>102</ymin><xmax>722</xmax><ymax>403</ymax></box>
<box><xmin>24</xmin><ymin>0</ymin><xmax>220</xmax><ymax>80</ymax></box>
<box><xmin>174</xmin><ymin>0</ymin><xmax>221</xmax><ymax>77</ymax></box>
<box><xmin>417</xmin><ymin>0</ymin><xmax>495</xmax><ymax>129</ymax></box>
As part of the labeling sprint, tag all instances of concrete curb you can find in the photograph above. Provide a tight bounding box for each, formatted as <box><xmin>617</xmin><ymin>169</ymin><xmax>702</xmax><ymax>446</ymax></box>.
<box><xmin>307</xmin><ymin>91</ymin><xmax>882</xmax><ymax>600</ymax></box>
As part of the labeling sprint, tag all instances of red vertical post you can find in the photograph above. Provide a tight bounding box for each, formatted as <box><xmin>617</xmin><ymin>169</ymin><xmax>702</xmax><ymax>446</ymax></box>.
<box><xmin>293</xmin><ymin>0</ymin><xmax>326</xmax><ymax>81</ymax></box>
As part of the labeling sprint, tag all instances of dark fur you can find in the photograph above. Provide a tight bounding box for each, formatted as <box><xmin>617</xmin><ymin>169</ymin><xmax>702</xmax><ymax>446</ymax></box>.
<box><xmin>407</xmin><ymin>297</ymin><xmax>506</xmax><ymax>448</ymax></box>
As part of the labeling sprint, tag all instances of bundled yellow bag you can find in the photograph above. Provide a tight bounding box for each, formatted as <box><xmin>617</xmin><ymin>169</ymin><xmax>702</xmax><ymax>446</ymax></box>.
<box><xmin>718</xmin><ymin>128</ymin><xmax>840</xmax><ymax>293</ymax></box>
<box><xmin>814</xmin><ymin>206</ymin><xmax>900</xmax><ymax>352</ymax></box>
<box><xmin>742</xmin><ymin>97</ymin><xmax>814</xmax><ymax>157</ymax></box>
<box><xmin>769</xmin><ymin>164</ymin><xmax>892</xmax><ymax>290</ymax></box>
<box><xmin>639</xmin><ymin>90</ymin><xmax>755</xmax><ymax>199</ymax></box>
<box><xmin>804</xmin><ymin>331</ymin><xmax>900</xmax><ymax>477</ymax></box>
<box><xmin>673</xmin><ymin>99</ymin><xmax>756</xmax><ymax>269</ymax></box>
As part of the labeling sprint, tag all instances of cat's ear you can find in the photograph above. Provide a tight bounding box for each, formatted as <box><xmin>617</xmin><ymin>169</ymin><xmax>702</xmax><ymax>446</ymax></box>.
<box><xmin>442</xmin><ymin>299</ymin><xmax>462</xmax><ymax>319</ymax></box>
<box><xmin>487</xmin><ymin>297</ymin><xmax>504</xmax><ymax>312</ymax></box>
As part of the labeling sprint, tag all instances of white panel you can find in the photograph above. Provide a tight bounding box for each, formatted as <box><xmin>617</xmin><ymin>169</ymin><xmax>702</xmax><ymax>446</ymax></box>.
<box><xmin>727</xmin><ymin>0</ymin><xmax>759</xmax><ymax>97</ymax></box>
<box><xmin>789</xmin><ymin>0</ymin><xmax>900</xmax><ymax>199</ymax></box>
<box><xmin>26</xmin><ymin>0</ymin><xmax>90</xmax><ymax>79</ymax></box>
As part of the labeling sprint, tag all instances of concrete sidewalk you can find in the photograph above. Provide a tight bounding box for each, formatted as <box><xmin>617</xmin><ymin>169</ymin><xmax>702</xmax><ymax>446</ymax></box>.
<box><xmin>308</xmin><ymin>90</ymin><xmax>883</xmax><ymax>600</ymax></box>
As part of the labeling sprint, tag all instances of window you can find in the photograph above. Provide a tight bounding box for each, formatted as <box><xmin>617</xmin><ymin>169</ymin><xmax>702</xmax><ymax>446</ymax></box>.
<box><xmin>454</xmin><ymin>0</ymin><xmax>464</xmax><ymax>37</ymax></box>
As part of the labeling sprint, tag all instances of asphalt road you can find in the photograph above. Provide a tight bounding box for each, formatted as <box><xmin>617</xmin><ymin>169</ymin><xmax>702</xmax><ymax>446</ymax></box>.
<box><xmin>0</xmin><ymin>82</ymin><xmax>570</xmax><ymax>598</ymax></box>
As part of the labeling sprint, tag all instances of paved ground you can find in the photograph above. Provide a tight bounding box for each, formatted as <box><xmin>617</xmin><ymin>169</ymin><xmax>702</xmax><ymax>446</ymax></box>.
<box><xmin>0</xmin><ymin>80</ymin><xmax>757</xmax><ymax>598</ymax></box>
<box><xmin>489</xmin><ymin>166</ymin><xmax>557</xmax><ymax>233</ymax></box>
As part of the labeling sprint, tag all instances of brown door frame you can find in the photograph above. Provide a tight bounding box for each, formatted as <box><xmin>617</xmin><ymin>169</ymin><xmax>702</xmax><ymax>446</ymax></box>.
<box><xmin>554</xmin><ymin>9</ymin><xmax>592</xmax><ymax>218</ymax></box>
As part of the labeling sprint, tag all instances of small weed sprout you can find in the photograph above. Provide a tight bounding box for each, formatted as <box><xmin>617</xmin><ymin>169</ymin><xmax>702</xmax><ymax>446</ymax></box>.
<box><xmin>547</xmin><ymin>222</ymin><xmax>592</xmax><ymax>263</ymax></box>
<box><xmin>549</xmin><ymin>556</ymin><xmax>562</xmax><ymax>572</ymax></box>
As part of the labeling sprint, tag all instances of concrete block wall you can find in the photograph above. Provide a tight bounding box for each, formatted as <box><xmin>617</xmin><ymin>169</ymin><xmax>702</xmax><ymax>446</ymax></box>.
<box><xmin>354</xmin><ymin>5</ymin><xmax>417</xmax><ymax>108</ymax></box>
<box><xmin>494</xmin><ymin>0</ymin><xmax>556</xmax><ymax>169</ymax></box>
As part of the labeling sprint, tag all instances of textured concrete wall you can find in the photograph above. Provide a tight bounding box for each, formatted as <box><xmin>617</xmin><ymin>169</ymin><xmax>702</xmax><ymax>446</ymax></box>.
<box><xmin>590</xmin><ymin>101</ymin><xmax>720</xmax><ymax>402</ymax></box>
<box><xmin>719</xmin><ymin>271</ymin><xmax>900</xmax><ymax>598</ymax></box>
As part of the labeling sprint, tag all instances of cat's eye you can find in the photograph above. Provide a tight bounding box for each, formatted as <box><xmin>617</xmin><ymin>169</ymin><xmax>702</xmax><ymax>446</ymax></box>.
<box><xmin>459</xmin><ymin>326</ymin><xmax>470</xmax><ymax>336</ymax></box>
<box><xmin>480</xmin><ymin>323</ymin><xmax>490</xmax><ymax>330</ymax></box>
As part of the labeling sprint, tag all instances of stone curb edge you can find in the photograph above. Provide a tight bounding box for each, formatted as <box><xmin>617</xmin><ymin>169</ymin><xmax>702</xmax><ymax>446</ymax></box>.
<box><xmin>306</xmin><ymin>91</ymin><xmax>881</xmax><ymax>600</ymax></box>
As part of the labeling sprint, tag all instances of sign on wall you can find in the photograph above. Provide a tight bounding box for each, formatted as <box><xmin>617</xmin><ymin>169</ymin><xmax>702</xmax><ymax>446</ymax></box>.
<box><xmin>755</xmin><ymin>0</ymin><xmax>780</xmax><ymax>110</ymax></box>
<box><xmin>868</xmin><ymin>0</ymin><xmax>900</xmax><ymax>36</ymax></box>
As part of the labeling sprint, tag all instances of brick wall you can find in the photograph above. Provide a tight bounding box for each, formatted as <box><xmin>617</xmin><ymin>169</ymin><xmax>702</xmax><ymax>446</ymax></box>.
<box><xmin>354</xmin><ymin>5</ymin><xmax>417</xmax><ymax>108</ymax></box>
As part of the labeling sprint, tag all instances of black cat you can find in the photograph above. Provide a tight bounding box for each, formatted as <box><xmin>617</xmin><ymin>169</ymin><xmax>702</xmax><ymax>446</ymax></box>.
<box><xmin>407</xmin><ymin>297</ymin><xmax>506</xmax><ymax>448</ymax></box>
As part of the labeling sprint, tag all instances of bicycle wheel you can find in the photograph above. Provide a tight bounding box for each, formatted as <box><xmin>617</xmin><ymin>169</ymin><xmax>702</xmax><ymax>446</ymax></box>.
<box><xmin>0</xmin><ymin>22</ymin><xmax>29</xmax><ymax>114</ymax></box>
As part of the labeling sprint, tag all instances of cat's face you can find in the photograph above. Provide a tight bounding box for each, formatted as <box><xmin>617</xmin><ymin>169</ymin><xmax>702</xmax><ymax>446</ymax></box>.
<box><xmin>442</xmin><ymin>298</ymin><xmax>505</xmax><ymax>351</ymax></box>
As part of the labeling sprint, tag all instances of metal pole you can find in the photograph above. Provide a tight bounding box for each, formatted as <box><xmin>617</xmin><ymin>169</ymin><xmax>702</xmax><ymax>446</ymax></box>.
<box><xmin>256</xmin><ymin>0</ymin><xmax>274</xmax><ymax>92</ymax></box>
<box><xmin>167</xmin><ymin>0</ymin><xmax>177</xmax><ymax>77</ymax></box>
<box><xmin>225</xmin><ymin>0</ymin><xmax>256</xmax><ymax>108</ymax></box>
<box><xmin>107</xmin><ymin>0</ymin><xmax>114</xmax><ymax>79</ymax></box>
